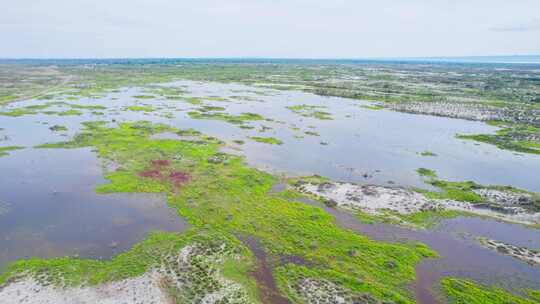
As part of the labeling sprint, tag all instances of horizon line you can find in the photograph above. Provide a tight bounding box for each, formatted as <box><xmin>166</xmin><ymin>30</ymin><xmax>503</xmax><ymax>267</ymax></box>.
<box><xmin>1</xmin><ymin>54</ymin><xmax>540</xmax><ymax>61</ymax></box>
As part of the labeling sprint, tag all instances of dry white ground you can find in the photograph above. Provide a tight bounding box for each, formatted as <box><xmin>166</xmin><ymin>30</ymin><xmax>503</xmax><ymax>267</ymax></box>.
<box><xmin>297</xmin><ymin>182</ymin><xmax>540</xmax><ymax>226</ymax></box>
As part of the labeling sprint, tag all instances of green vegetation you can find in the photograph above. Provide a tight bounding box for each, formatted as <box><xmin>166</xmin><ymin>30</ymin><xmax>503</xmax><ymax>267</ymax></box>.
<box><xmin>200</xmin><ymin>105</ymin><xmax>226</xmax><ymax>112</ymax></box>
<box><xmin>397</xmin><ymin>210</ymin><xmax>464</xmax><ymax>228</ymax></box>
<box><xmin>287</xmin><ymin>104</ymin><xmax>333</xmax><ymax>120</ymax></box>
<box><xmin>416</xmin><ymin>168</ymin><xmax>437</xmax><ymax>178</ymax></box>
<box><xmin>23</xmin><ymin>121</ymin><xmax>441</xmax><ymax>303</ymax></box>
<box><xmin>0</xmin><ymin>102</ymin><xmax>103</xmax><ymax>117</ymax></box>
<box><xmin>360</xmin><ymin>104</ymin><xmax>385</xmax><ymax>110</ymax></box>
<box><xmin>249</xmin><ymin>136</ymin><xmax>283</xmax><ymax>145</ymax></box>
<box><xmin>126</xmin><ymin>105</ymin><xmax>155</xmax><ymax>112</ymax></box>
<box><xmin>0</xmin><ymin>146</ymin><xmax>24</xmax><ymax>157</ymax></box>
<box><xmin>458</xmin><ymin>122</ymin><xmax>540</xmax><ymax>155</ymax></box>
<box><xmin>442</xmin><ymin>278</ymin><xmax>539</xmax><ymax>304</ymax></box>
<box><xmin>57</xmin><ymin>109</ymin><xmax>83</xmax><ymax>116</ymax></box>
<box><xmin>416</xmin><ymin>168</ymin><xmax>540</xmax><ymax>211</ymax></box>
<box><xmin>0</xmin><ymin>229</ymin><xmax>259</xmax><ymax>303</ymax></box>
<box><xmin>132</xmin><ymin>95</ymin><xmax>156</xmax><ymax>99</ymax></box>
<box><xmin>2</xmin><ymin>62</ymin><xmax>539</xmax><ymax>302</ymax></box>
<box><xmin>416</xmin><ymin>168</ymin><xmax>484</xmax><ymax>203</ymax></box>
<box><xmin>69</xmin><ymin>104</ymin><xmax>107</xmax><ymax>110</ymax></box>
<box><xmin>184</xmin><ymin>97</ymin><xmax>203</xmax><ymax>105</ymax></box>
<box><xmin>188</xmin><ymin>111</ymin><xmax>264</xmax><ymax>125</ymax></box>
<box><xmin>49</xmin><ymin>125</ymin><xmax>68</xmax><ymax>132</ymax></box>
<box><xmin>419</xmin><ymin>150</ymin><xmax>437</xmax><ymax>157</ymax></box>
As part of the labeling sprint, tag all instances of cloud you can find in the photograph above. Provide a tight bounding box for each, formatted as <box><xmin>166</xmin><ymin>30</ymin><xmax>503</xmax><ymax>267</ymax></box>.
<box><xmin>490</xmin><ymin>18</ymin><xmax>540</xmax><ymax>32</ymax></box>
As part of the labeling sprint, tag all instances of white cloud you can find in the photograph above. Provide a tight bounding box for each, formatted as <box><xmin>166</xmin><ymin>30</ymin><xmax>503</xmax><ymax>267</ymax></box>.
<box><xmin>1</xmin><ymin>0</ymin><xmax>539</xmax><ymax>58</ymax></box>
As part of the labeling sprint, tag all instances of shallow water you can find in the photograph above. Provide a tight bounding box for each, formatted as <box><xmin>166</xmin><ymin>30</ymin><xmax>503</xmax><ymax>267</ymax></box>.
<box><xmin>0</xmin><ymin>147</ymin><xmax>187</xmax><ymax>270</ymax></box>
<box><xmin>163</xmin><ymin>81</ymin><xmax>540</xmax><ymax>192</ymax></box>
<box><xmin>1</xmin><ymin>80</ymin><xmax>539</xmax><ymax>302</ymax></box>
<box><xmin>293</xmin><ymin>196</ymin><xmax>540</xmax><ymax>303</ymax></box>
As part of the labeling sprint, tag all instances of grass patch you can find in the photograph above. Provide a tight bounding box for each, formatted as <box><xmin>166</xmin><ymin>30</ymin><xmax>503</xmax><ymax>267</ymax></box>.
<box><xmin>49</xmin><ymin>125</ymin><xmax>68</xmax><ymax>132</ymax></box>
<box><xmin>0</xmin><ymin>146</ymin><xmax>24</xmax><ymax>157</ymax></box>
<box><xmin>287</xmin><ymin>104</ymin><xmax>333</xmax><ymax>120</ymax></box>
<box><xmin>360</xmin><ymin>104</ymin><xmax>385</xmax><ymax>110</ymax></box>
<box><xmin>133</xmin><ymin>95</ymin><xmax>156</xmax><ymax>99</ymax></box>
<box><xmin>249</xmin><ymin>136</ymin><xmax>283</xmax><ymax>145</ymax></box>
<box><xmin>188</xmin><ymin>111</ymin><xmax>264</xmax><ymax>125</ymax></box>
<box><xmin>415</xmin><ymin>168</ymin><xmax>540</xmax><ymax>210</ymax></box>
<box><xmin>416</xmin><ymin>168</ymin><xmax>437</xmax><ymax>178</ymax></box>
<box><xmin>57</xmin><ymin>109</ymin><xmax>83</xmax><ymax>116</ymax></box>
<box><xmin>419</xmin><ymin>150</ymin><xmax>437</xmax><ymax>157</ymax></box>
<box><xmin>442</xmin><ymin>278</ymin><xmax>538</xmax><ymax>304</ymax></box>
<box><xmin>126</xmin><ymin>105</ymin><xmax>155</xmax><ymax>112</ymax></box>
<box><xmin>457</xmin><ymin>122</ymin><xmax>540</xmax><ymax>155</ymax></box>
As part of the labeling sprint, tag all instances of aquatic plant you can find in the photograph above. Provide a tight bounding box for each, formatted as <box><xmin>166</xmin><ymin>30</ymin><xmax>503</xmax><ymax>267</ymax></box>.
<box><xmin>188</xmin><ymin>111</ymin><xmax>264</xmax><ymax>125</ymax></box>
<box><xmin>0</xmin><ymin>146</ymin><xmax>24</xmax><ymax>157</ymax></box>
<box><xmin>249</xmin><ymin>136</ymin><xmax>283</xmax><ymax>145</ymax></box>
<box><xmin>286</xmin><ymin>104</ymin><xmax>333</xmax><ymax>120</ymax></box>
<box><xmin>126</xmin><ymin>105</ymin><xmax>155</xmax><ymax>112</ymax></box>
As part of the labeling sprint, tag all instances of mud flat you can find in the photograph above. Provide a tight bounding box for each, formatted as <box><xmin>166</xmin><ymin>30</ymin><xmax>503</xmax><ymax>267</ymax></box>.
<box><xmin>480</xmin><ymin>239</ymin><xmax>540</xmax><ymax>267</ymax></box>
<box><xmin>384</xmin><ymin>101</ymin><xmax>540</xmax><ymax>126</ymax></box>
<box><xmin>295</xmin><ymin>181</ymin><xmax>540</xmax><ymax>226</ymax></box>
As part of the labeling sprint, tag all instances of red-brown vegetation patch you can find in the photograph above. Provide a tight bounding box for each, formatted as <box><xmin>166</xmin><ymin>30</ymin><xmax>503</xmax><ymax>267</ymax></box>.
<box><xmin>138</xmin><ymin>169</ymin><xmax>162</xmax><ymax>178</ymax></box>
<box><xmin>138</xmin><ymin>159</ymin><xmax>191</xmax><ymax>189</ymax></box>
<box><xmin>151</xmin><ymin>159</ymin><xmax>171</xmax><ymax>167</ymax></box>
<box><xmin>168</xmin><ymin>171</ymin><xmax>191</xmax><ymax>186</ymax></box>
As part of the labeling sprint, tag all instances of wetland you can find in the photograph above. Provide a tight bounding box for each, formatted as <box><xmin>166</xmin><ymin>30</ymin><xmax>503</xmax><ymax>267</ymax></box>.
<box><xmin>0</xmin><ymin>59</ymin><xmax>539</xmax><ymax>304</ymax></box>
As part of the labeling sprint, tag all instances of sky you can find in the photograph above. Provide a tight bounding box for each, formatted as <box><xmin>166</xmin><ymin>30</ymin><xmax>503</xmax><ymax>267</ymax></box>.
<box><xmin>1</xmin><ymin>0</ymin><xmax>540</xmax><ymax>58</ymax></box>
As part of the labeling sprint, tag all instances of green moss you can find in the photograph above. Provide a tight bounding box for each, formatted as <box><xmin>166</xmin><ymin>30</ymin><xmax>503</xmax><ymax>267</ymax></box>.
<box><xmin>0</xmin><ymin>146</ymin><xmax>24</xmax><ymax>157</ymax></box>
<box><xmin>249</xmin><ymin>136</ymin><xmax>283</xmax><ymax>145</ymax></box>
<box><xmin>23</xmin><ymin>121</ymin><xmax>439</xmax><ymax>303</ymax></box>
<box><xmin>442</xmin><ymin>278</ymin><xmax>538</xmax><ymax>304</ymax></box>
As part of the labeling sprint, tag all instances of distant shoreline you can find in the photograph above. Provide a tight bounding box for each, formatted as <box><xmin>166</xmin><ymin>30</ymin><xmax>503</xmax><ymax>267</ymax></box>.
<box><xmin>1</xmin><ymin>56</ymin><xmax>540</xmax><ymax>66</ymax></box>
